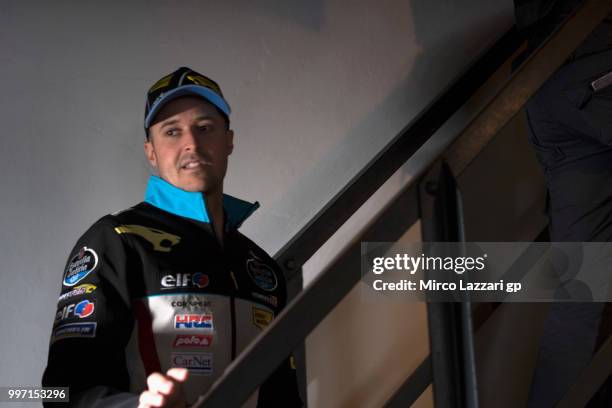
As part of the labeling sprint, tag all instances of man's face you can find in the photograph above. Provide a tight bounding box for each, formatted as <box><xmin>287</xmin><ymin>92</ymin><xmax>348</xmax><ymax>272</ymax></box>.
<box><xmin>145</xmin><ymin>96</ymin><xmax>234</xmax><ymax>194</ymax></box>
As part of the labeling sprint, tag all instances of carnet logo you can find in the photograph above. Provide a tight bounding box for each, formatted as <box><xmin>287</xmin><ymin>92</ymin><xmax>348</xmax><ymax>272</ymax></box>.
<box><xmin>174</xmin><ymin>314</ymin><xmax>213</xmax><ymax>330</ymax></box>
<box><xmin>173</xmin><ymin>334</ymin><xmax>213</xmax><ymax>348</ymax></box>
<box><xmin>171</xmin><ymin>352</ymin><xmax>212</xmax><ymax>375</ymax></box>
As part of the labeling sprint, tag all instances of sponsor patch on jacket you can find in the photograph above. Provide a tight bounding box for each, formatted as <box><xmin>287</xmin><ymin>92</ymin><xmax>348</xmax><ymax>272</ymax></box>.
<box><xmin>63</xmin><ymin>247</ymin><xmax>98</xmax><ymax>287</ymax></box>
<box><xmin>171</xmin><ymin>352</ymin><xmax>212</xmax><ymax>375</ymax></box>
<box><xmin>161</xmin><ymin>273</ymin><xmax>209</xmax><ymax>290</ymax></box>
<box><xmin>58</xmin><ymin>284</ymin><xmax>97</xmax><ymax>302</ymax></box>
<box><xmin>252</xmin><ymin>307</ymin><xmax>273</xmax><ymax>330</ymax></box>
<box><xmin>174</xmin><ymin>314</ymin><xmax>213</xmax><ymax>330</ymax></box>
<box><xmin>51</xmin><ymin>322</ymin><xmax>97</xmax><ymax>343</ymax></box>
<box><xmin>55</xmin><ymin>299</ymin><xmax>95</xmax><ymax>323</ymax></box>
<box><xmin>173</xmin><ymin>334</ymin><xmax>213</xmax><ymax>348</ymax></box>
<box><xmin>171</xmin><ymin>299</ymin><xmax>211</xmax><ymax>309</ymax></box>
<box><xmin>246</xmin><ymin>253</ymin><xmax>278</xmax><ymax>292</ymax></box>
<box><xmin>251</xmin><ymin>292</ymin><xmax>278</xmax><ymax>307</ymax></box>
<box><xmin>114</xmin><ymin>225</ymin><xmax>181</xmax><ymax>252</ymax></box>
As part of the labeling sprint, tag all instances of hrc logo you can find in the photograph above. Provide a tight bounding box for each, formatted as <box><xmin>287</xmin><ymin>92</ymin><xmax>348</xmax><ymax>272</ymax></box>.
<box><xmin>174</xmin><ymin>314</ymin><xmax>213</xmax><ymax>330</ymax></box>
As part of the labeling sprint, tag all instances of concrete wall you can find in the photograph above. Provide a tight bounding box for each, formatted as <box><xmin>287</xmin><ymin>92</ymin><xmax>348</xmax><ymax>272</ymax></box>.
<box><xmin>0</xmin><ymin>1</ymin><xmax>516</xmax><ymax>406</ymax></box>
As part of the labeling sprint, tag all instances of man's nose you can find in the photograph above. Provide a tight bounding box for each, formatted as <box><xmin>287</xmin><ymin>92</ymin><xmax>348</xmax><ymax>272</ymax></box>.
<box><xmin>182</xmin><ymin>127</ymin><xmax>200</xmax><ymax>151</ymax></box>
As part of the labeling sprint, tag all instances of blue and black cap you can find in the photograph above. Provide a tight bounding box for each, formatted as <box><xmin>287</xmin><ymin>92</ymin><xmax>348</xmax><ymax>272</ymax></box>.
<box><xmin>144</xmin><ymin>66</ymin><xmax>231</xmax><ymax>138</ymax></box>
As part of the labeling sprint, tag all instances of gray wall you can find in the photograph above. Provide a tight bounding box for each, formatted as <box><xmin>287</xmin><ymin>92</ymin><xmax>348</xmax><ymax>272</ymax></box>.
<box><xmin>0</xmin><ymin>0</ymin><xmax>514</xmax><ymax>406</ymax></box>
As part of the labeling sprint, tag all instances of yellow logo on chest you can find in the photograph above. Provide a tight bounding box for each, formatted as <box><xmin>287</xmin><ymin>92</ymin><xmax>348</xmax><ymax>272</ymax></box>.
<box><xmin>114</xmin><ymin>225</ymin><xmax>181</xmax><ymax>252</ymax></box>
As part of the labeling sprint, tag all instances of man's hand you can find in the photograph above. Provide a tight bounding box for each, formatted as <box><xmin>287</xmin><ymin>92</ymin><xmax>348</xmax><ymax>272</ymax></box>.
<box><xmin>138</xmin><ymin>367</ymin><xmax>189</xmax><ymax>408</ymax></box>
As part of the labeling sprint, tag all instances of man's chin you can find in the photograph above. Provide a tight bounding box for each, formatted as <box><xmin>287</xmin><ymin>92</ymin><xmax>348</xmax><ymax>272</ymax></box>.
<box><xmin>180</xmin><ymin>182</ymin><xmax>207</xmax><ymax>193</ymax></box>
<box><xmin>177</xmin><ymin>177</ymin><xmax>215</xmax><ymax>194</ymax></box>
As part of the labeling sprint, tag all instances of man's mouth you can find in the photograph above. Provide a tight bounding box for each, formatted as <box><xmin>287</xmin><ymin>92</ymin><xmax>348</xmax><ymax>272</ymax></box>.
<box><xmin>181</xmin><ymin>158</ymin><xmax>208</xmax><ymax>169</ymax></box>
<box><xmin>182</xmin><ymin>161</ymin><xmax>202</xmax><ymax>169</ymax></box>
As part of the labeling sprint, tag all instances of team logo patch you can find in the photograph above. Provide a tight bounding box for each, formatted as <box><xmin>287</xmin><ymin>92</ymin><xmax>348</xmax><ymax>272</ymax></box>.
<box><xmin>246</xmin><ymin>253</ymin><xmax>278</xmax><ymax>292</ymax></box>
<box><xmin>55</xmin><ymin>299</ymin><xmax>95</xmax><ymax>323</ymax></box>
<box><xmin>58</xmin><ymin>284</ymin><xmax>97</xmax><ymax>303</ymax></box>
<box><xmin>63</xmin><ymin>247</ymin><xmax>98</xmax><ymax>287</ymax></box>
<box><xmin>173</xmin><ymin>334</ymin><xmax>213</xmax><ymax>348</ymax></box>
<box><xmin>252</xmin><ymin>307</ymin><xmax>274</xmax><ymax>331</ymax></box>
<box><xmin>171</xmin><ymin>299</ymin><xmax>211</xmax><ymax>309</ymax></box>
<box><xmin>171</xmin><ymin>352</ymin><xmax>212</xmax><ymax>375</ymax></box>
<box><xmin>174</xmin><ymin>314</ymin><xmax>213</xmax><ymax>330</ymax></box>
<box><xmin>51</xmin><ymin>322</ymin><xmax>97</xmax><ymax>343</ymax></box>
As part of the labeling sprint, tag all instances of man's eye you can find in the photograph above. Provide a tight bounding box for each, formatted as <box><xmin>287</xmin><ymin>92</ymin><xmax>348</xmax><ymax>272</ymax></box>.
<box><xmin>198</xmin><ymin>125</ymin><xmax>209</xmax><ymax>132</ymax></box>
<box><xmin>165</xmin><ymin>129</ymin><xmax>179</xmax><ymax>136</ymax></box>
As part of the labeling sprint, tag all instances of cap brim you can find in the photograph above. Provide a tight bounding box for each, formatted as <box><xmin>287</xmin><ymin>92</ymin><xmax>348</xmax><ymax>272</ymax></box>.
<box><xmin>145</xmin><ymin>85</ymin><xmax>231</xmax><ymax>129</ymax></box>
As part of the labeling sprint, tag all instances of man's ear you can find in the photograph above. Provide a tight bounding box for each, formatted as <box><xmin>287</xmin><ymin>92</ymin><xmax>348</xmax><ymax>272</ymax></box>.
<box><xmin>144</xmin><ymin>139</ymin><xmax>157</xmax><ymax>168</ymax></box>
<box><xmin>226</xmin><ymin>129</ymin><xmax>234</xmax><ymax>155</ymax></box>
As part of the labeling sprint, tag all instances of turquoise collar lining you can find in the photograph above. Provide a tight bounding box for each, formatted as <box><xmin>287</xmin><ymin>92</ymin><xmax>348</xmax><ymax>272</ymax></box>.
<box><xmin>144</xmin><ymin>175</ymin><xmax>259</xmax><ymax>230</ymax></box>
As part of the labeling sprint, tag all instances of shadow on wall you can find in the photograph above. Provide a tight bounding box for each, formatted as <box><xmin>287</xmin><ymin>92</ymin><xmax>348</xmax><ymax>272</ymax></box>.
<box><xmin>298</xmin><ymin>1</ymin><xmax>516</xmax><ymax>407</ymax></box>
<box><xmin>256</xmin><ymin>0</ymin><xmax>514</xmax><ymax>254</ymax></box>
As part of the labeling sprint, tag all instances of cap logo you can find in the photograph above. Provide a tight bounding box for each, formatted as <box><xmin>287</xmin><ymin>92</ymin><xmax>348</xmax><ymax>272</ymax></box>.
<box><xmin>186</xmin><ymin>74</ymin><xmax>222</xmax><ymax>94</ymax></box>
<box><xmin>149</xmin><ymin>74</ymin><xmax>173</xmax><ymax>93</ymax></box>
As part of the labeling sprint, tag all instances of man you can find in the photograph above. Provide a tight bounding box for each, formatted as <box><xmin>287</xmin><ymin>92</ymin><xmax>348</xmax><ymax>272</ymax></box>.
<box><xmin>42</xmin><ymin>67</ymin><xmax>302</xmax><ymax>407</ymax></box>
<box><xmin>514</xmin><ymin>1</ymin><xmax>612</xmax><ymax>406</ymax></box>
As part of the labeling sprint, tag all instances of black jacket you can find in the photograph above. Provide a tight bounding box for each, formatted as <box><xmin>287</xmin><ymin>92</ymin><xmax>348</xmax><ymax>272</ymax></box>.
<box><xmin>42</xmin><ymin>175</ymin><xmax>301</xmax><ymax>407</ymax></box>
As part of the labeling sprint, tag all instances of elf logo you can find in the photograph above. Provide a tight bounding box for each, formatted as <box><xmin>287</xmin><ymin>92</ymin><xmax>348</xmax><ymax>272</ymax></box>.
<box><xmin>55</xmin><ymin>299</ymin><xmax>95</xmax><ymax>322</ymax></box>
<box><xmin>161</xmin><ymin>273</ymin><xmax>209</xmax><ymax>290</ymax></box>
<box><xmin>174</xmin><ymin>314</ymin><xmax>213</xmax><ymax>330</ymax></box>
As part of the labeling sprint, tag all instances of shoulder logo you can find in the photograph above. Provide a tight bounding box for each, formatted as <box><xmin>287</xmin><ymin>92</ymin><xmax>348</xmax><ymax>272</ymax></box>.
<box><xmin>246</xmin><ymin>252</ymin><xmax>278</xmax><ymax>292</ymax></box>
<box><xmin>114</xmin><ymin>225</ymin><xmax>181</xmax><ymax>252</ymax></box>
<box><xmin>63</xmin><ymin>247</ymin><xmax>98</xmax><ymax>287</ymax></box>
<box><xmin>55</xmin><ymin>299</ymin><xmax>95</xmax><ymax>323</ymax></box>
<box><xmin>58</xmin><ymin>284</ymin><xmax>97</xmax><ymax>302</ymax></box>
<box><xmin>51</xmin><ymin>322</ymin><xmax>97</xmax><ymax>344</ymax></box>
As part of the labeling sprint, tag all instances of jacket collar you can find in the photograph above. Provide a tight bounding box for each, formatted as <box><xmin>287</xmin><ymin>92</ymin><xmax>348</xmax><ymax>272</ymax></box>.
<box><xmin>144</xmin><ymin>175</ymin><xmax>259</xmax><ymax>230</ymax></box>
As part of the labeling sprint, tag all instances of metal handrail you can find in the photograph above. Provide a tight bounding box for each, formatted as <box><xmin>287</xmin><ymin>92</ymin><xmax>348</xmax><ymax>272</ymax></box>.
<box><xmin>193</xmin><ymin>1</ymin><xmax>612</xmax><ymax>406</ymax></box>
<box><xmin>384</xmin><ymin>227</ymin><xmax>551</xmax><ymax>407</ymax></box>
<box><xmin>387</xmin><ymin>0</ymin><xmax>612</xmax><ymax>405</ymax></box>
<box><xmin>419</xmin><ymin>161</ymin><xmax>478</xmax><ymax>408</ymax></box>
